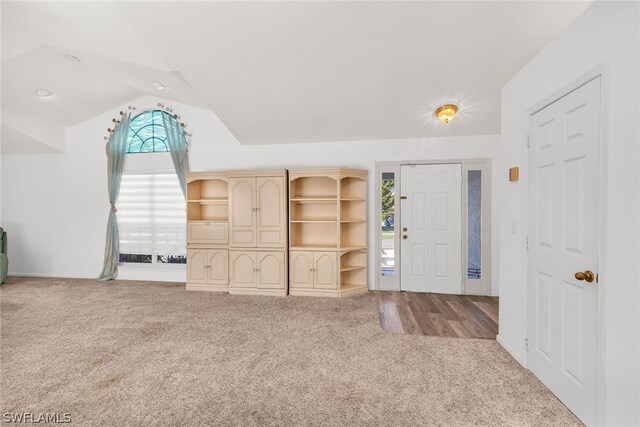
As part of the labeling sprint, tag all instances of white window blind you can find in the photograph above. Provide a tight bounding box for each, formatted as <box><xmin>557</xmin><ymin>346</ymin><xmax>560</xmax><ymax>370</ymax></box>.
<box><xmin>118</xmin><ymin>173</ymin><xmax>186</xmax><ymax>256</ymax></box>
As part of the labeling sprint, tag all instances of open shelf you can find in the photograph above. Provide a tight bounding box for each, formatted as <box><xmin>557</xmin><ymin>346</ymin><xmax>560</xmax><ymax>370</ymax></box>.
<box><xmin>290</xmin><ymin>222</ymin><xmax>337</xmax><ymax>249</ymax></box>
<box><xmin>187</xmin><ymin>198</ymin><xmax>228</xmax><ymax>204</ymax></box>
<box><xmin>291</xmin><ymin>219</ymin><xmax>337</xmax><ymax>223</ymax></box>
<box><xmin>339</xmin><ymin>245</ymin><xmax>367</xmax><ymax>252</ymax></box>
<box><xmin>290</xmin><ymin>176</ymin><xmax>338</xmax><ymax>199</ymax></box>
<box><xmin>340</xmin><ymin>199</ymin><xmax>366</xmax><ymax>224</ymax></box>
<box><xmin>340</xmin><ymin>267</ymin><xmax>366</xmax><ymax>291</ymax></box>
<box><xmin>341</xmin><ymin>251</ymin><xmax>366</xmax><ymax>268</ymax></box>
<box><xmin>187</xmin><ymin>176</ymin><xmax>229</xmax><ymax>222</ymax></box>
<box><xmin>340</xmin><ymin>222</ymin><xmax>366</xmax><ymax>249</ymax></box>
<box><xmin>341</xmin><ymin>282</ymin><xmax>367</xmax><ymax>291</ymax></box>
<box><xmin>340</xmin><ymin>176</ymin><xmax>366</xmax><ymax>200</ymax></box>
<box><xmin>340</xmin><ymin>244</ymin><xmax>366</xmax><ymax>291</ymax></box>
<box><xmin>290</xmin><ymin>197</ymin><xmax>337</xmax><ymax>202</ymax></box>
<box><xmin>340</xmin><ymin>266</ymin><xmax>366</xmax><ymax>272</ymax></box>
<box><xmin>290</xmin><ymin>198</ymin><xmax>337</xmax><ymax>222</ymax></box>
<box><xmin>188</xmin><ymin>202</ymin><xmax>229</xmax><ymax>221</ymax></box>
<box><xmin>290</xmin><ymin>245</ymin><xmax>339</xmax><ymax>251</ymax></box>
<box><xmin>188</xmin><ymin>179</ymin><xmax>228</xmax><ymax>200</ymax></box>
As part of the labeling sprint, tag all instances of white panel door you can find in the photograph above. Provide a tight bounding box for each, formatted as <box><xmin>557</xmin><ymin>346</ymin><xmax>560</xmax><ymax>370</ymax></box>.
<box><xmin>257</xmin><ymin>177</ymin><xmax>285</xmax><ymax>248</ymax></box>
<box><xmin>229</xmin><ymin>177</ymin><xmax>256</xmax><ymax>247</ymax></box>
<box><xmin>527</xmin><ymin>77</ymin><xmax>600</xmax><ymax>426</ymax></box>
<box><xmin>400</xmin><ymin>164</ymin><xmax>462</xmax><ymax>294</ymax></box>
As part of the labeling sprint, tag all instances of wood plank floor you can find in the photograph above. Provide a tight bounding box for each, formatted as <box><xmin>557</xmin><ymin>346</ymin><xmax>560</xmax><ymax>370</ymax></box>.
<box><xmin>375</xmin><ymin>291</ymin><xmax>499</xmax><ymax>339</ymax></box>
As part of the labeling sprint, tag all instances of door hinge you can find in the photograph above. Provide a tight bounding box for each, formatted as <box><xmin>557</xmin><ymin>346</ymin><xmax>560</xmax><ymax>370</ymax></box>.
<box><xmin>525</xmin><ymin>236</ymin><xmax>530</xmax><ymax>250</ymax></box>
<box><xmin>526</xmin><ymin>134</ymin><xmax>531</xmax><ymax>148</ymax></box>
<box><xmin>525</xmin><ymin>338</ymin><xmax>529</xmax><ymax>352</ymax></box>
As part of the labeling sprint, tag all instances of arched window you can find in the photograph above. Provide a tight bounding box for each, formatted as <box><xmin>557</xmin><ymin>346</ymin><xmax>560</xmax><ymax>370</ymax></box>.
<box><xmin>126</xmin><ymin>110</ymin><xmax>186</xmax><ymax>153</ymax></box>
<box><xmin>118</xmin><ymin>109</ymin><xmax>188</xmax><ymax>266</ymax></box>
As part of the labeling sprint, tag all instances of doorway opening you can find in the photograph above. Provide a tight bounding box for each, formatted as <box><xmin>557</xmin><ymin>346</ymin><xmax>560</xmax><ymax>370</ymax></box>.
<box><xmin>375</xmin><ymin>159</ymin><xmax>491</xmax><ymax>295</ymax></box>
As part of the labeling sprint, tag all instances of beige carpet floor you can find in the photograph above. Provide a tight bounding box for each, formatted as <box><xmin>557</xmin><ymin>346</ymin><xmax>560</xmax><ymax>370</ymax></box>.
<box><xmin>0</xmin><ymin>276</ymin><xmax>581</xmax><ymax>426</ymax></box>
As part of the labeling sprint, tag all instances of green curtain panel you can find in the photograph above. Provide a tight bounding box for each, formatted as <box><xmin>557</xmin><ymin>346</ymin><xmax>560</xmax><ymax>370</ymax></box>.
<box><xmin>97</xmin><ymin>113</ymin><xmax>131</xmax><ymax>281</ymax></box>
<box><xmin>161</xmin><ymin>112</ymin><xmax>190</xmax><ymax>198</ymax></box>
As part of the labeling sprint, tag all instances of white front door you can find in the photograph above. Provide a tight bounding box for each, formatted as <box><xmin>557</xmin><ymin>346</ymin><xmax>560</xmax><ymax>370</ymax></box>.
<box><xmin>527</xmin><ymin>77</ymin><xmax>601</xmax><ymax>426</ymax></box>
<box><xmin>400</xmin><ymin>164</ymin><xmax>462</xmax><ymax>294</ymax></box>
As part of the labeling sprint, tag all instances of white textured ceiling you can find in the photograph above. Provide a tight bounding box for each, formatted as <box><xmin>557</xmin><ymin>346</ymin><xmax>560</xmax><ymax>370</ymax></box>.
<box><xmin>1</xmin><ymin>1</ymin><xmax>592</xmax><ymax>153</ymax></box>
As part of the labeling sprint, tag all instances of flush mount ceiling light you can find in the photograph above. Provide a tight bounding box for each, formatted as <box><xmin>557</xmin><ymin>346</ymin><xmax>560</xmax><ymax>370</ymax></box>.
<box><xmin>35</xmin><ymin>89</ymin><xmax>52</xmax><ymax>98</ymax></box>
<box><xmin>64</xmin><ymin>53</ymin><xmax>81</xmax><ymax>62</ymax></box>
<box><xmin>434</xmin><ymin>103</ymin><xmax>459</xmax><ymax>124</ymax></box>
<box><xmin>153</xmin><ymin>81</ymin><xmax>166</xmax><ymax>90</ymax></box>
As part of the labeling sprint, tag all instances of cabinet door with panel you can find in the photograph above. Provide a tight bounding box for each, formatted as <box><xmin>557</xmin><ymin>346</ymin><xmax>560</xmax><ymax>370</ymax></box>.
<box><xmin>314</xmin><ymin>252</ymin><xmax>337</xmax><ymax>289</ymax></box>
<box><xmin>290</xmin><ymin>251</ymin><xmax>314</xmax><ymax>289</ymax></box>
<box><xmin>229</xmin><ymin>177</ymin><xmax>256</xmax><ymax>247</ymax></box>
<box><xmin>207</xmin><ymin>249</ymin><xmax>228</xmax><ymax>285</ymax></box>
<box><xmin>187</xmin><ymin>249</ymin><xmax>208</xmax><ymax>284</ymax></box>
<box><xmin>257</xmin><ymin>251</ymin><xmax>285</xmax><ymax>289</ymax></box>
<box><xmin>257</xmin><ymin>177</ymin><xmax>286</xmax><ymax>248</ymax></box>
<box><xmin>229</xmin><ymin>251</ymin><xmax>256</xmax><ymax>288</ymax></box>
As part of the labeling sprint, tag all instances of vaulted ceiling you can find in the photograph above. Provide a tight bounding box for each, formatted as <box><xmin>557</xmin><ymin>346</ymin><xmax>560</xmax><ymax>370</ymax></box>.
<box><xmin>1</xmin><ymin>1</ymin><xmax>591</xmax><ymax>153</ymax></box>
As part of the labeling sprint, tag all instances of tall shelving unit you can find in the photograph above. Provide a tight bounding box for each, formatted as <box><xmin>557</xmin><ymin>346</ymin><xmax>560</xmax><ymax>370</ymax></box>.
<box><xmin>288</xmin><ymin>168</ymin><xmax>368</xmax><ymax>297</ymax></box>
<box><xmin>186</xmin><ymin>172</ymin><xmax>230</xmax><ymax>292</ymax></box>
<box><xmin>227</xmin><ymin>169</ymin><xmax>288</xmax><ymax>297</ymax></box>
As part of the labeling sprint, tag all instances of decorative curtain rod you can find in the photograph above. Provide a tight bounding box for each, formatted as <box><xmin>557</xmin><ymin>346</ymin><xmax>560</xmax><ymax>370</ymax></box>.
<box><xmin>103</xmin><ymin>104</ymin><xmax>193</xmax><ymax>141</ymax></box>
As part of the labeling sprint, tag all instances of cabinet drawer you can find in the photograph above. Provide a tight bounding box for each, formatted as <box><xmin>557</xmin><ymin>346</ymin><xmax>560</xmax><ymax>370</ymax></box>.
<box><xmin>187</xmin><ymin>221</ymin><xmax>228</xmax><ymax>245</ymax></box>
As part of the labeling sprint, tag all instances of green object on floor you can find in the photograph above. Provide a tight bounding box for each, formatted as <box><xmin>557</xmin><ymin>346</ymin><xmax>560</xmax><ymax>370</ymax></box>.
<box><xmin>0</xmin><ymin>227</ymin><xmax>7</xmax><ymax>284</ymax></box>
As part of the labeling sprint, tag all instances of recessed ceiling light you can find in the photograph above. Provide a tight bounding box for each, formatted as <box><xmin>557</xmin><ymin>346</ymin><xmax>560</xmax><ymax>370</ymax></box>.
<box><xmin>35</xmin><ymin>89</ymin><xmax>52</xmax><ymax>98</ymax></box>
<box><xmin>434</xmin><ymin>103</ymin><xmax>459</xmax><ymax>124</ymax></box>
<box><xmin>153</xmin><ymin>81</ymin><xmax>166</xmax><ymax>90</ymax></box>
<box><xmin>64</xmin><ymin>53</ymin><xmax>81</xmax><ymax>62</ymax></box>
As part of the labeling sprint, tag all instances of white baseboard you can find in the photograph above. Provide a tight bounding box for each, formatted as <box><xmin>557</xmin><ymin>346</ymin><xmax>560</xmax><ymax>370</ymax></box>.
<box><xmin>496</xmin><ymin>334</ymin><xmax>525</xmax><ymax>367</ymax></box>
<box><xmin>7</xmin><ymin>272</ymin><xmax>94</xmax><ymax>280</ymax></box>
<box><xmin>7</xmin><ymin>266</ymin><xmax>186</xmax><ymax>283</ymax></box>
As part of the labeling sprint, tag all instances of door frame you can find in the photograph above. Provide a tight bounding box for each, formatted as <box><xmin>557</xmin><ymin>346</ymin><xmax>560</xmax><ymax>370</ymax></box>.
<box><xmin>522</xmin><ymin>63</ymin><xmax>610</xmax><ymax>425</ymax></box>
<box><xmin>374</xmin><ymin>158</ymin><xmax>492</xmax><ymax>295</ymax></box>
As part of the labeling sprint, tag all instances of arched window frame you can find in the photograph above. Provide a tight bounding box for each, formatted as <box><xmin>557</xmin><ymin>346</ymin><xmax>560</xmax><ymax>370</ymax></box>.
<box><xmin>125</xmin><ymin>109</ymin><xmax>188</xmax><ymax>154</ymax></box>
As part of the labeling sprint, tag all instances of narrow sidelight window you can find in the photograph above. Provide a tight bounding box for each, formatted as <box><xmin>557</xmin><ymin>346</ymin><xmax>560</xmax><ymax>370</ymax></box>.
<box><xmin>381</xmin><ymin>172</ymin><xmax>395</xmax><ymax>276</ymax></box>
<box><xmin>467</xmin><ymin>170</ymin><xmax>482</xmax><ymax>279</ymax></box>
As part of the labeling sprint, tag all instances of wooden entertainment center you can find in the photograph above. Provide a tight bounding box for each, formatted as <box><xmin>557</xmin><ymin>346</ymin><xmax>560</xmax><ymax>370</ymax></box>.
<box><xmin>186</xmin><ymin>168</ymin><xmax>367</xmax><ymax>297</ymax></box>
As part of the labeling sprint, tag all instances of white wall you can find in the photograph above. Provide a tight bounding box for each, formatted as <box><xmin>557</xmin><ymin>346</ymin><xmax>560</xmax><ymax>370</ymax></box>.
<box><xmin>1</xmin><ymin>95</ymin><xmax>499</xmax><ymax>290</ymax></box>
<box><xmin>496</xmin><ymin>2</ymin><xmax>640</xmax><ymax>425</ymax></box>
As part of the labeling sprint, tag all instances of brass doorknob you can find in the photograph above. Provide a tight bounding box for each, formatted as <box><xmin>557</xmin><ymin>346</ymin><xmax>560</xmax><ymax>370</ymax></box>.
<box><xmin>402</xmin><ymin>227</ymin><xmax>408</xmax><ymax>232</ymax></box>
<box><xmin>402</xmin><ymin>235</ymin><xmax>408</xmax><ymax>240</ymax></box>
<box><xmin>575</xmin><ymin>270</ymin><xmax>595</xmax><ymax>283</ymax></box>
